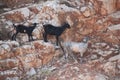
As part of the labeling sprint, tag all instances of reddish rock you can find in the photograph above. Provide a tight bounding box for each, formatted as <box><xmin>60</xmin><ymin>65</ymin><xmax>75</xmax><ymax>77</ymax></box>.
<box><xmin>5</xmin><ymin>11</ymin><xmax>25</xmax><ymax>22</ymax></box>
<box><xmin>2</xmin><ymin>0</ymin><xmax>34</xmax><ymax>8</ymax></box>
<box><xmin>95</xmin><ymin>31</ymin><xmax>119</xmax><ymax>44</ymax></box>
<box><xmin>100</xmin><ymin>6</ymin><xmax>107</xmax><ymax>16</ymax></box>
<box><xmin>47</xmin><ymin>62</ymin><xmax>108</xmax><ymax>80</ymax></box>
<box><xmin>29</xmin><ymin>7</ymin><xmax>39</xmax><ymax>14</ymax></box>
<box><xmin>0</xmin><ymin>59</ymin><xmax>19</xmax><ymax>71</ymax></box>
<box><xmin>116</xmin><ymin>0</ymin><xmax>120</xmax><ymax>10</ymax></box>
<box><xmin>0</xmin><ymin>40</ymin><xmax>55</xmax><ymax>79</ymax></box>
<box><xmin>90</xmin><ymin>0</ymin><xmax>102</xmax><ymax>15</ymax></box>
<box><xmin>86</xmin><ymin>17</ymin><xmax>97</xmax><ymax>24</ymax></box>
<box><xmin>98</xmin><ymin>0</ymin><xmax>117</xmax><ymax>14</ymax></box>
<box><xmin>102</xmin><ymin>62</ymin><xmax>116</xmax><ymax>76</ymax></box>
<box><xmin>107</xmin><ymin>17</ymin><xmax>120</xmax><ymax>25</ymax></box>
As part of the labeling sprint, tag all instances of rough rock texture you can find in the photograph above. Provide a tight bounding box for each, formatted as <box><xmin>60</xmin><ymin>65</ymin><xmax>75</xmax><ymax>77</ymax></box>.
<box><xmin>0</xmin><ymin>0</ymin><xmax>120</xmax><ymax>80</ymax></box>
<box><xmin>116</xmin><ymin>0</ymin><xmax>120</xmax><ymax>10</ymax></box>
<box><xmin>47</xmin><ymin>62</ymin><xmax>109</xmax><ymax>80</ymax></box>
<box><xmin>98</xmin><ymin>0</ymin><xmax>117</xmax><ymax>14</ymax></box>
<box><xmin>0</xmin><ymin>40</ymin><xmax>55</xmax><ymax>80</ymax></box>
<box><xmin>2</xmin><ymin>0</ymin><xmax>34</xmax><ymax>8</ymax></box>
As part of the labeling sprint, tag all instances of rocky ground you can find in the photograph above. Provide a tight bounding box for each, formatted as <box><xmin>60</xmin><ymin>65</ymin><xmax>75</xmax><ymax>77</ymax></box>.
<box><xmin>0</xmin><ymin>0</ymin><xmax>120</xmax><ymax>80</ymax></box>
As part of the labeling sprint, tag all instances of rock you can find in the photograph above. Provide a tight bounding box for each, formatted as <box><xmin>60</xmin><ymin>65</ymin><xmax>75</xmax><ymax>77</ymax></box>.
<box><xmin>29</xmin><ymin>7</ymin><xmax>39</xmax><ymax>14</ymax></box>
<box><xmin>4</xmin><ymin>11</ymin><xmax>25</xmax><ymax>22</ymax></box>
<box><xmin>0</xmin><ymin>0</ymin><xmax>120</xmax><ymax>79</ymax></box>
<box><xmin>0</xmin><ymin>41</ymin><xmax>20</xmax><ymax>47</ymax></box>
<box><xmin>19</xmin><ymin>8</ymin><xmax>30</xmax><ymax>18</ymax></box>
<box><xmin>108</xmin><ymin>24</ymin><xmax>120</xmax><ymax>31</ymax></box>
<box><xmin>2</xmin><ymin>0</ymin><xmax>34</xmax><ymax>8</ymax></box>
<box><xmin>80</xmin><ymin>6</ymin><xmax>92</xmax><ymax>17</ymax></box>
<box><xmin>90</xmin><ymin>54</ymin><xmax>98</xmax><ymax>60</ymax></box>
<box><xmin>95</xmin><ymin>74</ymin><xmax>108</xmax><ymax>80</ymax></box>
<box><xmin>116</xmin><ymin>0</ymin><xmax>120</xmax><ymax>10</ymax></box>
<box><xmin>98</xmin><ymin>0</ymin><xmax>117</xmax><ymax>14</ymax></box>
<box><xmin>102</xmin><ymin>62</ymin><xmax>116</xmax><ymax>76</ymax></box>
<box><xmin>100</xmin><ymin>6</ymin><xmax>107</xmax><ymax>16</ymax></box>
<box><xmin>0</xmin><ymin>58</ymin><xmax>19</xmax><ymax>70</ymax></box>
<box><xmin>26</xmin><ymin>68</ymin><xmax>36</xmax><ymax>76</ymax></box>
<box><xmin>0</xmin><ymin>40</ymin><xmax>55</xmax><ymax>79</ymax></box>
<box><xmin>90</xmin><ymin>42</ymin><xmax>119</xmax><ymax>59</ymax></box>
<box><xmin>108</xmin><ymin>11</ymin><xmax>120</xmax><ymax>19</ymax></box>
<box><xmin>117</xmin><ymin>60</ymin><xmax>120</xmax><ymax>70</ymax></box>
<box><xmin>5</xmin><ymin>77</ymin><xmax>19</xmax><ymax>80</ymax></box>
<box><xmin>109</xmin><ymin>54</ymin><xmax>120</xmax><ymax>61</ymax></box>
<box><xmin>0</xmin><ymin>44</ymin><xmax>11</xmax><ymax>52</ymax></box>
<box><xmin>47</xmin><ymin>62</ymin><xmax>108</xmax><ymax>80</ymax></box>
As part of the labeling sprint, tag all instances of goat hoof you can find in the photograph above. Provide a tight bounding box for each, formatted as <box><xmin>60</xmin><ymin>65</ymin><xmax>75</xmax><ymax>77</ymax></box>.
<box><xmin>55</xmin><ymin>46</ymin><xmax>60</xmax><ymax>49</ymax></box>
<box><xmin>45</xmin><ymin>41</ymin><xmax>48</xmax><ymax>42</ymax></box>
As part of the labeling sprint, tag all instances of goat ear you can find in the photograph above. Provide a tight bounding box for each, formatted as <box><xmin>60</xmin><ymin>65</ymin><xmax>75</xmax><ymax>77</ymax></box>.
<box><xmin>13</xmin><ymin>24</ymin><xmax>16</xmax><ymax>27</ymax></box>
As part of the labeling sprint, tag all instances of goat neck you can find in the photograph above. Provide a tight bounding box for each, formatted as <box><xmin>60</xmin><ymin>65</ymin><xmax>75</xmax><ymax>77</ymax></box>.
<box><xmin>62</xmin><ymin>23</ymin><xmax>70</xmax><ymax>29</ymax></box>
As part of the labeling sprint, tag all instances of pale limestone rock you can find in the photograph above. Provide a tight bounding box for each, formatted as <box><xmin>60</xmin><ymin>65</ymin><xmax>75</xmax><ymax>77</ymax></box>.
<box><xmin>109</xmin><ymin>54</ymin><xmax>120</xmax><ymax>61</ymax></box>
<box><xmin>26</xmin><ymin>68</ymin><xmax>36</xmax><ymax>76</ymax></box>
<box><xmin>1</xmin><ymin>44</ymin><xmax>11</xmax><ymax>52</ymax></box>
<box><xmin>117</xmin><ymin>60</ymin><xmax>120</xmax><ymax>69</ymax></box>
<box><xmin>109</xmin><ymin>11</ymin><xmax>120</xmax><ymax>19</ymax></box>
<box><xmin>95</xmin><ymin>74</ymin><xmax>108</xmax><ymax>80</ymax></box>
<box><xmin>20</xmin><ymin>8</ymin><xmax>30</xmax><ymax>18</ymax></box>
<box><xmin>81</xmin><ymin>6</ymin><xmax>91</xmax><ymax>17</ymax></box>
<box><xmin>5</xmin><ymin>77</ymin><xmax>19</xmax><ymax>80</ymax></box>
<box><xmin>108</xmin><ymin>24</ymin><xmax>120</xmax><ymax>31</ymax></box>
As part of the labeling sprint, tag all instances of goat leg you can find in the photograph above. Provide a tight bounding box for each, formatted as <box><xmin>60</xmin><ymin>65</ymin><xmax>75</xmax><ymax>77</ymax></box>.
<box><xmin>27</xmin><ymin>34</ymin><xmax>33</xmax><ymax>41</ymax></box>
<box><xmin>31</xmin><ymin>36</ymin><xmax>34</xmax><ymax>41</ymax></box>
<box><xmin>30</xmin><ymin>35</ymin><xmax>34</xmax><ymax>41</ymax></box>
<box><xmin>56</xmin><ymin>36</ymin><xmax>59</xmax><ymax>46</ymax></box>
<box><xmin>28</xmin><ymin>35</ymin><xmax>31</xmax><ymax>41</ymax></box>
<box><xmin>43</xmin><ymin>32</ymin><xmax>48</xmax><ymax>42</ymax></box>
<box><xmin>11</xmin><ymin>34</ymin><xmax>15</xmax><ymax>40</ymax></box>
<box><xmin>12</xmin><ymin>32</ymin><xmax>18</xmax><ymax>41</ymax></box>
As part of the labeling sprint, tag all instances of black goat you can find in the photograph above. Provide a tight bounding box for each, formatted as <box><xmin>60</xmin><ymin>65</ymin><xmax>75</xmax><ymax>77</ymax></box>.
<box><xmin>12</xmin><ymin>23</ymin><xmax>38</xmax><ymax>41</ymax></box>
<box><xmin>43</xmin><ymin>22</ymin><xmax>70</xmax><ymax>46</ymax></box>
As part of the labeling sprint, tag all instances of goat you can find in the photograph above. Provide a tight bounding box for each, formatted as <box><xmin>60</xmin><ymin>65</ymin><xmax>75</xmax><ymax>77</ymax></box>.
<box><xmin>12</xmin><ymin>23</ymin><xmax>38</xmax><ymax>41</ymax></box>
<box><xmin>43</xmin><ymin>22</ymin><xmax>70</xmax><ymax>46</ymax></box>
<box><xmin>64</xmin><ymin>36</ymin><xmax>89</xmax><ymax>63</ymax></box>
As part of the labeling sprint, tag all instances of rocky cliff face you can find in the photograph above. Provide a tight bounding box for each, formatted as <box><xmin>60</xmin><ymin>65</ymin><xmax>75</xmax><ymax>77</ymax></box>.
<box><xmin>0</xmin><ymin>40</ymin><xmax>55</xmax><ymax>80</ymax></box>
<box><xmin>0</xmin><ymin>0</ymin><xmax>120</xmax><ymax>80</ymax></box>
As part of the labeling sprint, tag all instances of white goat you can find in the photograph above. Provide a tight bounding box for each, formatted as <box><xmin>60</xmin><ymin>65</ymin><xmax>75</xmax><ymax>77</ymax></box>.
<box><xmin>64</xmin><ymin>37</ymin><xmax>89</xmax><ymax>63</ymax></box>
